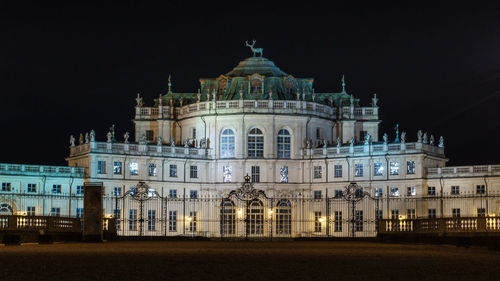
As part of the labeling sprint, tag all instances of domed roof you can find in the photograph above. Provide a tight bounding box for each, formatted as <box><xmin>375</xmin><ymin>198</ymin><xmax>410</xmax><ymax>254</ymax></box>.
<box><xmin>226</xmin><ymin>57</ymin><xmax>288</xmax><ymax>77</ymax></box>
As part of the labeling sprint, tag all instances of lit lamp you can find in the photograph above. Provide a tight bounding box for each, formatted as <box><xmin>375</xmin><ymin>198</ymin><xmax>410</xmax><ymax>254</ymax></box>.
<box><xmin>398</xmin><ymin>215</ymin><xmax>405</xmax><ymax>220</ymax></box>
<box><xmin>237</xmin><ymin>209</ymin><xmax>243</xmax><ymax>218</ymax></box>
<box><xmin>268</xmin><ymin>209</ymin><xmax>273</xmax><ymax>217</ymax></box>
<box><xmin>319</xmin><ymin>217</ymin><xmax>325</xmax><ymax>223</ymax></box>
<box><xmin>187</xmin><ymin>216</ymin><xmax>193</xmax><ymax>222</ymax></box>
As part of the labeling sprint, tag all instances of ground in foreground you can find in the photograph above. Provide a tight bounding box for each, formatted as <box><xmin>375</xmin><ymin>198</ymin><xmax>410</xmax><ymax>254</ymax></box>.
<box><xmin>1</xmin><ymin>241</ymin><xmax>499</xmax><ymax>280</ymax></box>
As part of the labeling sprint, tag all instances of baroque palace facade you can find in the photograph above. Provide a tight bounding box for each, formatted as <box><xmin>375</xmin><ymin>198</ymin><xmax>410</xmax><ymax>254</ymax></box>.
<box><xmin>1</xmin><ymin>47</ymin><xmax>500</xmax><ymax>238</ymax></box>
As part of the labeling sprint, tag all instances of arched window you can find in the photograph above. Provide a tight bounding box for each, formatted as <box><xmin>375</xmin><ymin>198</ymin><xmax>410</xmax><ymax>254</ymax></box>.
<box><xmin>276</xmin><ymin>199</ymin><xmax>291</xmax><ymax>235</ymax></box>
<box><xmin>221</xmin><ymin>129</ymin><xmax>235</xmax><ymax>158</ymax></box>
<box><xmin>249</xmin><ymin>199</ymin><xmax>264</xmax><ymax>235</ymax></box>
<box><xmin>248</xmin><ymin>128</ymin><xmax>264</xmax><ymax>158</ymax></box>
<box><xmin>277</xmin><ymin>129</ymin><xmax>291</xmax><ymax>159</ymax></box>
<box><xmin>220</xmin><ymin>199</ymin><xmax>236</xmax><ymax>235</ymax></box>
<box><xmin>285</xmin><ymin>77</ymin><xmax>295</xmax><ymax>95</ymax></box>
<box><xmin>250</xmin><ymin>78</ymin><xmax>262</xmax><ymax>94</ymax></box>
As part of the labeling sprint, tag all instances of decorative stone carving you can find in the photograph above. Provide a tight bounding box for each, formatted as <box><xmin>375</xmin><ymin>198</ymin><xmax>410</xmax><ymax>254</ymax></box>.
<box><xmin>383</xmin><ymin>133</ymin><xmax>388</xmax><ymax>144</ymax></box>
<box><xmin>184</xmin><ymin>138</ymin><xmax>189</xmax><ymax>147</ymax></box>
<box><xmin>124</xmin><ymin>132</ymin><xmax>129</xmax><ymax>143</ymax></box>
<box><xmin>439</xmin><ymin>136</ymin><xmax>444</xmax><ymax>148</ymax></box>
<box><xmin>139</xmin><ymin>134</ymin><xmax>147</xmax><ymax>145</ymax></box>
<box><xmin>296</xmin><ymin>91</ymin><xmax>300</xmax><ymax>101</ymax></box>
<box><xmin>69</xmin><ymin>135</ymin><xmax>75</xmax><ymax>146</ymax></box>
<box><xmin>417</xmin><ymin>130</ymin><xmax>423</xmax><ymax>143</ymax></box>
<box><xmin>430</xmin><ymin>135</ymin><xmax>435</xmax><ymax>145</ymax></box>
<box><xmin>394</xmin><ymin>124</ymin><xmax>400</xmax><ymax>143</ymax></box>
<box><xmin>90</xmin><ymin>130</ymin><xmax>95</xmax><ymax>142</ymax></box>
<box><xmin>197</xmin><ymin>90</ymin><xmax>201</xmax><ymax>103</ymax></box>
<box><xmin>350</xmin><ymin>137</ymin><xmax>354</xmax><ymax>146</ymax></box>
<box><xmin>85</xmin><ymin>132</ymin><xmax>89</xmax><ymax>144</ymax></box>
<box><xmin>364</xmin><ymin>133</ymin><xmax>371</xmax><ymax>145</ymax></box>
<box><xmin>401</xmin><ymin>131</ymin><xmax>406</xmax><ymax>144</ymax></box>
<box><xmin>79</xmin><ymin>133</ymin><xmax>84</xmax><ymax>145</ymax></box>
<box><xmin>157</xmin><ymin>136</ymin><xmax>162</xmax><ymax>146</ymax></box>
<box><xmin>323</xmin><ymin>139</ymin><xmax>328</xmax><ymax>148</ymax></box>
<box><xmin>336</xmin><ymin>137</ymin><xmax>341</xmax><ymax>148</ymax></box>
<box><xmin>372</xmin><ymin>93</ymin><xmax>378</xmax><ymax>107</ymax></box>
<box><xmin>106</xmin><ymin>131</ymin><xmax>112</xmax><ymax>143</ymax></box>
<box><xmin>135</xmin><ymin>93</ymin><xmax>143</xmax><ymax>107</ymax></box>
<box><xmin>170</xmin><ymin>137</ymin><xmax>175</xmax><ymax>147</ymax></box>
<box><xmin>423</xmin><ymin>132</ymin><xmax>428</xmax><ymax>144</ymax></box>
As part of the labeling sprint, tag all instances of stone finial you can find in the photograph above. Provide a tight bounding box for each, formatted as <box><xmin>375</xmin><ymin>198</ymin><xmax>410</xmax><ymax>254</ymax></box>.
<box><xmin>90</xmin><ymin>130</ymin><xmax>95</xmax><ymax>142</ymax></box>
<box><xmin>79</xmin><ymin>133</ymin><xmax>84</xmax><ymax>145</ymax></box>
<box><xmin>438</xmin><ymin>136</ymin><xmax>444</xmax><ymax>148</ymax></box>
<box><xmin>124</xmin><ymin>132</ymin><xmax>130</xmax><ymax>143</ymax></box>
<box><xmin>168</xmin><ymin>74</ymin><xmax>172</xmax><ymax>93</ymax></box>
<box><xmin>394</xmin><ymin>124</ymin><xmax>400</xmax><ymax>143</ymax></box>
<box><xmin>423</xmin><ymin>132</ymin><xmax>428</xmax><ymax>144</ymax></box>
<box><xmin>417</xmin><ymin>130</ymin><xmax>423</xmax><ymax>143</ymax></box>
<box><xmin>268</xmin><ymin>90</ymin><xmax>273</xmax><ymax>100</ymax></box>
<box><xmin>429</xmin><ymin>134</ymin><xmax>435</xmax><ymax>145</ymax></box>
<box><xmin>372</xmin><ymin>93</ymin><xmax>378</xmax><ymax>107</ymax></box>
<box><xmin>341</xmin><ymin>75</ymin><xmax>346</xmax><ymax>92</ymax></box>
<box><xmin>69</xmin><ymin>135</ymin><xmax>75</xmax><ymax>147</ymax></box>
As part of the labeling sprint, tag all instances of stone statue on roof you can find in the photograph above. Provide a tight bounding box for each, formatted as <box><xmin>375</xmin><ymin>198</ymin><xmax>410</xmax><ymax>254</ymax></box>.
<box><xmin>107</xmin><ymin>131</ymin><xmax>112</xmax><ymax>143</ymax></box>
<box><xmin>336</xmin><ymin>137</ymin><xmax>341</xmax><ymax>148</ymax></box>
<box><xmin>90</xmin><ymin>130</ymin><xmax>95</xmax><ymax>142</ymax></box>
<box><xmin>245</xmin><ymin>40</ymin><xmax>263</xmax><ymax>57</ymax></box>
<box><xmin>85</xmin><ymin>132</ymin><xmax>89</xmax><ymax>144</ymax></box>
<box><xmin>140</xmin><ymin>134</ymin><xmax>147</xmax><ymax>145</ymax></box>
<box><xmin>438</xmin><ymin>136</ymin><xmax>444</xmax><ymax>147</ymax></box>
<box><xmin>401</xmin><ymin>132</ymin><xmax>406</xmax><ymax>144</ymax></box>
<box><xmin>79</xmin><ymin>133</ymin><xmax>84</xmax><ymax>145</ymax></box>
<box><xmin>69</xmin><ymin>135</ymin><xmax>75</xmax><ymax>147</ymax></box>
<box><xmin>171</xmin><ymin>137</ymin><xmax>175</xmax><ymax>147</ymax></box>
<box><xmin>124</xmin><ymin>132</ymin><xmax>129</xmax><ymax>143</ymax></box>
<box><xmin>350</xmin><ymin>137</ymin><xmax>354</xmax><ymax>146</ymax></box>
<box><xmin>364</xmin><ymin>133</ymin><xmax>371</xmax><ymax>145</ymax></box>
<box><xmin>135</xmin><ymin>93</ymin><xmax>143</xmax><ymax>107</ymax></box>
<box><xmin>157</xmin><ymin>136</ymin><xmax>162</xmax><ymax>146</ymax></box>
<box><xmin>372</xmin><ymin>93</ymin><xmax>378</xmax><ymax>107</ymax></box>
<box><xmin>423</xmin><ymin>132</ymin><xmax>428</xmax><ymax>144</ymax></box>
<box><xmin>383</xmin><ymin>133</ymin><xmax>388</xmax><ymax>144</ymax></box>
<box><xmin>417</xmin><ymin>130</ymin><xmax>423</xmax><ymax>143</ymax></box>
<box><xmin>429</xmin><ymin>135</ymin><xmax>435</xmax><ymax>145</ymax></box>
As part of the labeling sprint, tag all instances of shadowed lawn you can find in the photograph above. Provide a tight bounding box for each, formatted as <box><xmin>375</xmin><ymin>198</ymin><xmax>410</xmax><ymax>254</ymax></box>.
<box><xmin>1</xmin><ymin>241</ymin><xmax>499</xmax><ymax>280</ymax></box>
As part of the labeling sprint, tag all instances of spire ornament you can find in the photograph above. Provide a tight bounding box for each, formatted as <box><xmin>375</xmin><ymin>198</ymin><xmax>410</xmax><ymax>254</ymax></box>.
<box><xmin>341</xmin><ymin>75</ymin><xmax>346</xmax><ymax>92</ymax></box>
<box><xmin>168</xmin><ymin>75</ymin><xmax>172</xmax><ymax>93</ymax></box>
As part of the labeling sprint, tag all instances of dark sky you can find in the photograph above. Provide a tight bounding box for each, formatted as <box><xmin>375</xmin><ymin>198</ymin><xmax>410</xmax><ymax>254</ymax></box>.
<box><xmin>1</xmin><ymin>2</ymin><xmax>500</xmax><ymax>166</ymax></box>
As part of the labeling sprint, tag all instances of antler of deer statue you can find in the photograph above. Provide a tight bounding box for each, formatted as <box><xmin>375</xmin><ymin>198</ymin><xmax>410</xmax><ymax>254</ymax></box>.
<box><xmin>245</xmin><ymin>40</ymin><xmax>263</xmax><ymax>57</ymax></box>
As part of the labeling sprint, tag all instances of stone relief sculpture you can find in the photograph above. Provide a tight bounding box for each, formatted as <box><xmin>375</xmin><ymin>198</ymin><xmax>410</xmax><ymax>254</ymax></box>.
<box><xmin>69</xmin><ymin>135</ymin><xmax>75</xmax><ymax>147</ymax></box>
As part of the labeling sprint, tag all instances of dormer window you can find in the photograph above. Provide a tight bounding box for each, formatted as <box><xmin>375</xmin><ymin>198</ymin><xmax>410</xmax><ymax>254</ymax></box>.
<box><xmin>250</xmin><ymin>77</ymin><xmax>262</xmax><ymax>95</ymax></box>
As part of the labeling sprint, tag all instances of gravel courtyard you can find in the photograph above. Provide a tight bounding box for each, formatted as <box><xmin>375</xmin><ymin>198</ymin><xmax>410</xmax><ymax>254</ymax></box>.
<box><xmin>0</xmin><ymin>241</ymin><xmax>499</xmax><ymax>281</ymax></box>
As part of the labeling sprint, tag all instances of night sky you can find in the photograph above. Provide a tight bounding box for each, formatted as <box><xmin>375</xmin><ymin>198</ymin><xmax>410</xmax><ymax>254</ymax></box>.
<box><xmin>1</xmin><ymin>2</ymin><xmax>500</xmax><ymax>166</ymax></box>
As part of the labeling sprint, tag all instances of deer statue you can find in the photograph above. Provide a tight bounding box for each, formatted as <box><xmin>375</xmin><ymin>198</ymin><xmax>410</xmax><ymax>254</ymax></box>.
<box><xmin>245</xmin><ymin>40</ymin><xmax>263</xmax><ymax>57</ymax></box>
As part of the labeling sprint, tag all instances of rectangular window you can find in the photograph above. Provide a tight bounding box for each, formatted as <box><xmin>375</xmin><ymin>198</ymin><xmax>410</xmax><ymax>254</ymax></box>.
<box><xmin>51</xmin><ymin>207</ymin><xmax>60</xmax><ymax>217</ymax></box>
<box><xmin>280</xmin><ymin>166</ymin><xmax>288</xmax><ymax>183</ymax></box>
<box><xmin>76</xmin><ymin>185</ymin><xmax>84</xmax><ymax>195</ymax></box>
<box><xmin>355</xmin><ymin>188</ymin><xmax>364</xmax><ymax>198</ymax></box>
<box><xmin>76</xmin><ymin>208</ymin><xmax>84</xmax><ymax>218</ymax></box>
<box><xmin>314</xmin><ymin>211</ymin><xmax>322</xmax><ymax>232</ymax></box>
<box><xmin>334</xmin><ymin>165</ymin><xmax>342</xmax><ymax>178</ymax></box>
<box><xmin>334</xmin><ymin>211</ymin><xmax>342</xmax><ymax>232</ymax></box>
<box><xmin>359</xmin><ymin>130</ymin><xmax>367</xmax><ymax>142</ymax></box>
<box><xmin>390</xmin><ymin>162</ymin><xmax>399</xmax><ymax>175</ymax></box>
<box><xmin>146</xmin><ymin>130</ymin><xmax>154</xmax><ymax>141</ymax></box>
<box><xmin>374</xmin><ymin>163</ymin><xmax>384</xmax><ymax>176</ymax></box>
<box><xmin>190</xmin><ymin>190</ymin><xmax>198</xmax><ymax>199</ymax></box>
<box><xmin>190</xmin><ymin>166</ymin><xmax>198</xmax><ymax>179</ymax></box>
<box><xmin>251</xmin><ymin>166</ymin><xmax>260</xmax><ymax>183</ymax></box>
<box><xmin>113</xmin><ymin>161</ymin><xmax>122</xmax><ymax>174</ymax></box>
<box><xmin>97</xmin><ymin>160</ymin><xmax>106</xmax><ymax>174</ymax></box>
<box><xmin>316</xmin><ymin>128</ymin><xmax>322</xmax><ymax>139</ymax></box>
<box><xmin>407</xmin><ymin>186</ymin><xmax>416</xmax><ymax>196</ymax></box>
<box><xmin>407</xmin><ymin>161</ymin><xmax>415</xmax><ymax>175</ymax></box>
<box><xmin>192</xmin><ymin>128</ymin><xmax>197</xmax><ymax>139</ymax></box>
<box><xmin>27</xmin><ymin>206</ymin><xmax>35</xmax><ymax>216</ymax></box>
<box><xmin>391</xmin><ymin>209</ymin><xmax>399</xmax><ymax>220</ymax></box>
<box><xmin>427</xmin><ymin>186</ymin><xmax>436</xmax><ymax>196</ymax></box>
<box><xmin>148</xmin><ymin>210</ymin><xmax>156</xmax><ymax>231</ymax></box>
<box><xmin>355</xmin><ymin>210</ymin><xmax>363</xmax><ymax>232</ymax></box>
<box><xmin>129</xmin><ymin>209</ymin><xmax>137</xmax><ymax>231</ymax></box>
<box><xmin>313</xmin><ymin>166</ymin><xmax>322</xmax><ymax>179</ymax></box>
<box><xmin>149</xmin><ymin>163</ymin><xmax>157</xmax><ymax>177</ymax></box>
<box><xmin>477</xmin><ymin>208</ymin><xmax>486</xmax><ymax>217</ymax></box>
<box><xmin>27</xmin><ymin>183</ymin><xmax>37</xmax><ymax>193</ymax></box>
<box><xmin>428</xmin><ymin>209</ymin><xmax>437</xmax><ymax>218</ymax></box>
<box><xmin>334</xmin><ymin>190</ymin><xmax>343</xmax><ymax>199</ymax></box>
<box><xmin>52</xmin><ymin>184</ymin><xmax>61</xmax><ymax>194</ymax></box>
<box><xmin>390</xmin><ymin>187</ymin><xmax>400</xmax><ymax>197</ymax></box>
<box><xmin>355</xmin><ymin>164</ymin><xmax>363</xmax><ymax>177</ymax></box>
<box><xmin>129</xmin><ymin>162</ymin><xmax>139</xmax><ymax>175</ymax></box>
<box><xmin>113</xmin><ymin>187</ymin><xmax>121</xmax><ymax>196</ymax></box>
<box><xmin>169</xmin><ymin>164</ymin><xmax>177</xmax><ymax>177</ymax></box>
<box><xmin>407</xmin><ymin>209</ymin><xmax>416</xmax><ymax>219</ymax></box>
<box><xmin>452</xmin><ymin>208</ymin><xmax>460</xmax><ymax>218</ymax></box>
<box><xmin>189</xmin><ymin>211</ymin><xmax>197</xmax><ymax>232</ymax></box>
<box><xmin>223</xmin><ymin>166</ymin><xmax>232</xmax><ymax>183</ymax></box>
<box><xmin>476</xmin><ymin>185</ymin><xmax>486</xmax><ymax>194</ymax></box>
<box><xmin>451</xmin><ymin>185</ymin><xmax>460</xmax><ymax>195</ymax></box>
<box><xmin>129</xmin><ymin>187</ymin><xmax>137</xmax><ymax>196</ymax></box>
<box><xmin>313</xmin><ymin>190</ymin><xmax>322</xmax><ymax>199</ymax></box>
<box><xmin>114</xmin><ymin>209</ymin><xmax>121</xmax><ymax>231</ymax></box>
<box><xmin>169</xmin><ymin>211</ymin><xmax>177</xmax><ymax>231</ymax></box>
<box><xmin>169</xmin><ymin>189</ymin><xmax>177</xmax><ymax>198</ymax></box>
<box><xmin>375</xmin><ymin>188</ymin><xmax>383</xmax><ymax>197</ymax></box>
<box><xmin>375</xmin><ymin>210</ymin><xmax>383</xmax><ymax>220</ymax></box>
<box><xmin>1</xmin><ymin>182</ymin><xmax>11</xmax><ymax>192</ymax></box>
<box><xmin>147</xmin><ymin>188</ymin><xmax>157</xmax><ymax>198</ymax></box>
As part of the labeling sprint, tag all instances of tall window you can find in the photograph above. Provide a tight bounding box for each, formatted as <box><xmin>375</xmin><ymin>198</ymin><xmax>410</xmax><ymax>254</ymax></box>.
<box><xmin>189</xmin><ymin>211</ymin><xmax>197</xmax><ymax>232</ymax></box>
<box><xmin>334</xmin><ymin>190</ymin><xmax>343</xmax><ymax>198</ymax></box>
<box><xmin>190</xmin><ymin>190</ymin><xmax>198</xmax><ymax>199</ymax></box>
<box><xmin>52</xmin><ymin>184</ymin><xmax>61</xmax><ymax>194</ymax></box>
<box><xmin>129</xmin><ymin>209</ymin><xmax>137</xmax><ymax>231</ymax></box>
<box><xmin>451</xmin><ymin>185</ymin><xmax>460</xmax><ymax>195</ymax></box>
<box><xmin>407</xmin><ymin>186</ymin><xmax>416</xmax><ymax>196</ymax></box>
<box><xmin>313</xmin><ymin>166</ymin><xmax>322</xmax><ymax>179</ymax></box>
<box><xmin>314</xmin><ymin>190</ymin><xmax>322</xmax><ymax>199</ymax></box>
<box><xmin>476</xmin><ymin>185</ymin><xmax>486</xmax><ymax>194</ymax></box>
<box><xmin>169</xmin><ymin>165</ymin><xmax>177</xmax><ymax>177</ymax></box>
<box><xmin>129</xmin><ymin>162</ymin><xmax>139</xmax><ymax>175</ymax></box>
<box><xmin>250</xmin><ymin>77</ymin><xmax>262</xmax><ymax>94</ymax></box>
<box><xmin>391</xmin><ymin>209</ymin><xmax>399</xmax><ymax>219</ymax></box>
<box><xmin>452</xmin><ymin>208</ymin><xmax>460</xmax><ymax>218</ymax></box>
<box><xmin>375</xmin><ymin>188</ymin><xmax>383</xmax><ymax>197</ymax></box>
<box><xmin>390</xmin><ymin>187</ymin><xmax>400</xmax><ymax>197</ymax></box>
<box><xmin>248</xmin><ymin>128</ymin><xmax>264</xmax><ymax>157</ymax></box>
<box><xmin>76</xmin><ymin>208</ymin><xmax>84</xmax><ymax>218</ymax></box>
<box><xmin>374</xmin><ymin>163</ymin><xmax>384</xmax><ymax>176</ymax></box>
<box><xmin>51</xmin><ymin>207</ymin><xmax>60</xmax><ymax>217</ymax></box>
<box><xmin>97</xmin><ymin>161</ymin><xmax>106</xmax><ymax>174</ymax></box>
<box><xmin>146</xmin><ymin>130</ymin><xmax>154</xmax><ymax>141</ymax></box>
<box><xmin>76</xmin><ymin>185</ymin><xmax>84</xmax><ymax>195</ymax></box>
<box><xmin>355</xmin><ymin>210</ymin><xmax>363</xmax><ymax>231</ymax></box>
<box><xmin>113</xmin><ymin>187</ymin><xmax>121</xmax><ymax>196</ymax></box>
<box><xmin>148</xmin><ymin>163</ymin><xmax>157</xmax><ymax>177</ymax></box>
<box><xmin>355</xmin><ymin>164</ymin><xmax>363</xmax><ymax>177</ymax></box>
<box><xmin>148</xmin><ymin>210</ymin><xmax>156</xmax><ymax>231</ymax></box>
<box><xmin>190</xmin><ymin>166</ymin><xmax>198</xmax><ymax>178</ymax></box>
<box><xmin>407</xmin><ymin>209</ymin><xmax>416</xmax><ymax>219</ymax></box>
<box><xmin>168</xmin><ymin>211</ymin><xmax>177</xmax><ymax>231</ymax></box>
<box><xmin>114</xmin><ymin>209</ymin><xmax>121</xmax><ymax>230</ymax></box>
<box><xmin>390</xmin><ymin>162</ymin><xmax>399</xmax><ymax>175</ymax></box>
<box><xmin>221</xmin><ymin>129</ymin><xmax>235</xmax><ymax>158</ymax></box>
<box><xmin>192</xmin><ymin>128</ymin><xmax>197</xmax><ymax>139</ymax></box>
<box><xmin>223</xmin><ymin>166</ymin><xmax>232</xmax><ymax>183</ymax></box>
<box><xmin>477</xmin><ymin>208</ymin><xmax>486</xmax><ymax>217</ymax></box>
<box><xmin>276</xmin><ymin>199</ymin><xmax>291</xmax><ymax>235</ymax></box>
<box><xmin>316</xmin><ymin>128</ymin><xmax>322</xmax><ymax>139</ymax></box>
<box><xmin>427</xmin><ymin>186</ymin><xmax>436</xmax><ymax>196</ymax></box>
<box><xmin>277</xmin><ymin>129</ymin><xmax>291</xmax><ymax>158</ymax></box>
<box><xmin>334</xmin><ymin>211</ymin><xmax>342</xmax><ymax>232</ymax></box>
<box><xmin>428</xmin><ymin>209</ymin><xmax>436</xmax><ymax>218</ymax></box>
<box><xmin>314</xmin><ymin>211</ymin><xmax>322</xmax><ymax>232</ymax></box>
<box><xmin>27</xmin><ymin>206</ymin><xmax>35</xmax><ymax>216</ymax></box>
<box><xmin>27</xmin><ymin>183</ymin><xmax>37</xmax><ymax>193</ymax></box>
<box><xmin>280</xmin><ymin>166</ymin><xmax>288</xmax><ymax>183</ymax></box>
<box><xmin>169</xmin><ymin>189</ymin><xmax>177</xmax><ymax>198</ymax></box>
<box><xmin>249</xmin><ymin>199</ymin><xmax>264</xmax><ymax>235</ymax></box>
<box><xmin>334</xmin><ymin>165</ymin><xmax>342</xmax><ymax>178</ymax></box>
<box><xmin>220</xmin><ymin>199</ymin><xmax>236</xmax><ymax>235</ymax></box>
<box><xmin>251</xmin><ymin>166</ymin><xmax>260</xmax><ymax>183</ymax></box>
<box><xmin>375</xmin><ymin>210</ymin><xmax>383</xmax><ymax>220</ymax></box>
<box><xmin>407</xmin><ymin>161</ymin><xmax>415</xmax><ymax>175</ymax></box>
<box><xmin>113</xmin><ymin>161</ymin><xmax>122</xmax><ymax>174</ymax></box>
